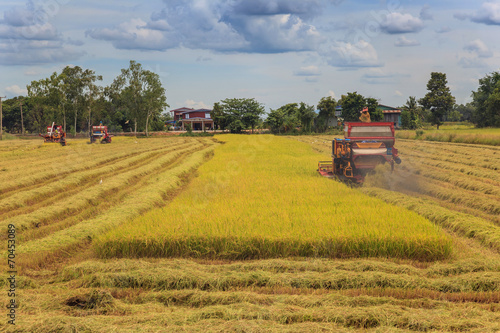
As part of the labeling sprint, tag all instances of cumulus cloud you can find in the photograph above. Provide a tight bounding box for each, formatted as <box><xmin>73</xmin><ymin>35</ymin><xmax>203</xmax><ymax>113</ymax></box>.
<box><xmin>464</xmin><ymin>39</ymin><xmax>493</xmax><ymax>58</ymax></box>
<box><xmin>324</xmin><ymin>40</ymin><xmax>382</xmax><ymax>68</ymax></box>
<box><xmin>184</xmin><ymin>99</ymin><xmax>210</xmax><ymax>109</ymax></box>
<box><xmin>381</xmin><ymin>12</ymin><xmax>424</xmax><ymax>34</ymax></box>
<box><xmin>394</xmin><ymin>36</ymin><xmax>420</xmax><ymax>47</ymax></box>
<box><xmin>87</xmin><ymin>0</ymin><xmax>324</xmax><ymax>53</ymax></box>
<box><xmin>86</xmin><ymin>18</ymin><xmax>179</xmax><ymax>51</ymax></box>
<box><xmin>0</xmin><ymin>1</ymin><xmax>84</xmax><ymax>65</ymax></box>
<box><xmin>5</xmin><ymin>85</ymin><xmax>27</xmax><ymax>95</ymax></box>
<box><xmin>229</xmin><ymin>0</ymin><xmax>322</xmax><ymax>19</ymax></box>
<box><xmin>455</xmin><ymin>2</ymin><xmax>500</xmax><ymax>25</ymax></box>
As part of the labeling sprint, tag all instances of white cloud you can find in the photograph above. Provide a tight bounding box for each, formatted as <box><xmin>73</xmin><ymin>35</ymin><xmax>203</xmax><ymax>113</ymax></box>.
<box><xmin>471</xmin><ymin>1</ymin><xmax>500</xmax><ymax>25</ymax></box>
<box><xmin>325</xmin><ymin>40</ymin><xmax>382</xmax><ymax>68</ymax></box>
<box><xmin>455</xmin><ymin>2</ymin><xmax>500</xmax><ymax>25</ymax></box>
<box><xmin>381</xmin><ymin>12</ymin><xmax>424</xmax><ymax>34</ymax></box>
<box><xmin>464</xmin><ymin>39</ymin><xmax>493</xmax><ymax>58</ymax></box>
<box><xmin>5</xmin><ymin>84</ymin><xmax>27</xmax><ymax>95</ymax></box>
<box><xmin>328</xmin><ymin>90</ymin><xmax>336</xmax><ymax>99</ymax></box>
<box><xmin>87</xmin><ymin>0</ymin><xmax>324</xmax><ymax>53</ymax></box>
<box><xmin>395</xmin><ymin>90</ymin><xmax>403</xmax><ymax>96</ymax></box>
<box><xmin>394</xmin><ymin>36</ymin><xmax>420</xmax><ymax>47</ymax></box>
<box><xmin>184</xmin><ymin>99</ymin><xmax>210</xmax><ymax>109</ymax></box>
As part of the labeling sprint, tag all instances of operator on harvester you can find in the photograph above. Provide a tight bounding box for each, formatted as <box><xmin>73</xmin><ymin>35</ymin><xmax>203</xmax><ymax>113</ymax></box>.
<box><xmin>359</xmin><ymin>107</ymin><xmax>371</xmax><ymax>122</ymax></box>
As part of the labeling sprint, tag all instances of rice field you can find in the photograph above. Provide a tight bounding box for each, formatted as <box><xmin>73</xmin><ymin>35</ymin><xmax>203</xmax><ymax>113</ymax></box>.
<box><xmin>95</xmin><ymin>135</ymin><xmax>452</xmax><ymax>261</ymax></box>
<box><xmin>396</xmin><ymin>126</ymin><xmax>500</xmax><ymax>146</ymax></box>
<box><xmin>1</xmin><ymin>133</ymin><xmax>499</xmax><ymax>332</ymax></box>
<box><xmin>0</xmin><ymin>136</ymin><xmax>218</xmax><ymax>269</ymax></box>
<box><xmin>294</xmin><ymin>135</ymin><xmax>500</xmax><ymax>252</ymax></box>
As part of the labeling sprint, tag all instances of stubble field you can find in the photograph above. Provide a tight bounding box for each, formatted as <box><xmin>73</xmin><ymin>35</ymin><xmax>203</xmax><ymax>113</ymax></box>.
<box><xmin>1</xmin><ymin>133</ymin><xmax>499</xmax><ymax>332</ymax></box>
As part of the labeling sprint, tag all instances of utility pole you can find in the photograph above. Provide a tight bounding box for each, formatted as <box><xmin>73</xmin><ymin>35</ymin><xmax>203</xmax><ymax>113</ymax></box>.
<box><xmin>0</xmin><ymin>96</ymin><xmax>6</xmax><ymax>140</ymax></box>
<box><xmin>19</xmin><ymin>101</ymin><xmax>25</xmax><ymax>135</ymax></box>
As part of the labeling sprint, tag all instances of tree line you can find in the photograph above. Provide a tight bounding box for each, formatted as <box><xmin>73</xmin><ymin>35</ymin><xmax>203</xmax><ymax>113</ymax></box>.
<box><xmin>2</xmin><ymin>60</ymin><xmax>169</xmax><ymax>136</ymax></box>
<box><xmin>2</xmin><ymin>68</ymin><xmax>499</xmax><ymax>137</ymax></box>
<box><xmin>401</xmin><ymin>71</ymin><xmax>499</xmax><ymax>130</ymax></box>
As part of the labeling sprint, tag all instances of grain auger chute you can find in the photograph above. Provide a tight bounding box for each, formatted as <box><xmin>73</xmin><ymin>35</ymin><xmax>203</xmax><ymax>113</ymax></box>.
<box><xmin>318</xmin><ymin>121</ymin><xmax>401</xmax><ymax>184</ymax></box>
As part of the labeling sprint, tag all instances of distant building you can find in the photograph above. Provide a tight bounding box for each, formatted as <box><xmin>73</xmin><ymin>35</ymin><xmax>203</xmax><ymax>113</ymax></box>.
<box><xmin>377</xmin><ymin>104</ymin><xmax>401</xmax><ymax>128</ymax></box>
<box><xmin>170</xmin><ymin>107</ymin><xmax>214</xmax><ymax>131</ymax></box>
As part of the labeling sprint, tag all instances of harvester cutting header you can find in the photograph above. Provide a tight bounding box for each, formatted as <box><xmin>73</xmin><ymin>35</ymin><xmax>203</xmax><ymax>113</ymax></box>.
<box><xmin>318</xmin><ymin>109</ymin><xmax>401</xmax><ymax>184</ymax></box>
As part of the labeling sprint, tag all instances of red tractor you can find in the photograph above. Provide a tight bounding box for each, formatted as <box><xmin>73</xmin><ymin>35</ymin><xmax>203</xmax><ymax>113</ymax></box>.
<box><xmin>40</xmin><ymin>122</ymin><xmax>66</xmax><ymax>146</ymax></box>
<box><xmin>90</xmin><ymin>125</ymin><xmax>112</xmax><ymax>144</ymax></box>
<box><xmin>318</xmin><ymin>122</ymin><xmax>402</xmax><ymax>184</ymax></box>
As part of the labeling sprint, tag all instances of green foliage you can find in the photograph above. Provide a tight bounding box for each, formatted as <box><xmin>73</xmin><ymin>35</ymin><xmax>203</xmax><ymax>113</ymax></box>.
<box><xmin>217</xmin><ymin>98</ymin><xmax>265</xmax><ymax>133</ymax></box>
<box><xmin>6</xmin><ymin>60</ymin><xmax>168</xmax><ymax>136</ymax></box>
<box><xmin>297</xmin><ymin>102</ymin><xmax>316</xmax><ymax>133</ymax></box>
<box><xmin>471</xmin><ymin>71</ymin><xmax>500</xmax><ymax>127</ymax></box>
<box><xmin>340</xmin><ymin>92</ymin><xmax>366</xmax><ymax>122</ymax></box>
<box><xmin>316</xmin><ymin>96</ymin><xmax>336</xmax><ymax>132</ymax></box>
<box><xmin>419</xmin><ymin>72</ymin><xmax>456</xmax><ymax>129</ymax></box>
<box><xmin>401</xmin><ymin>96</ymin><xmax>420</xmax><ymax>129</ymax></box>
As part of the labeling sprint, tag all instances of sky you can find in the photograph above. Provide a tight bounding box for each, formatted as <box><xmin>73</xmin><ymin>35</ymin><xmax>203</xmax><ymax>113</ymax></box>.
<box><xmin>0</xmin><ymin>0</ymin><xmax>499</xmax><ymax>112</ymax></box>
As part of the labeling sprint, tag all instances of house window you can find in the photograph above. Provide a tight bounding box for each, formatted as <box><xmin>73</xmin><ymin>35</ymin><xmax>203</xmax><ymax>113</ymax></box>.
<box><xmin>205</xmin><ymin>113</ymin><xmax>211</xmax><ymax>119</ymax></box>
<box><xmin>185</xmin><ymin>114</ymin><xmax>190</xmax><ymax>119</ymax></box>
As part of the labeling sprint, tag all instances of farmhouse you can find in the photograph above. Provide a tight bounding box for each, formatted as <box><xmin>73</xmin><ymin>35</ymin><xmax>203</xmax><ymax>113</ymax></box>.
<box><xmin>170</xmin><ymin>107</ymin><xmax>214</xmax><ymax>131</ymax></box>
<box><xmin>377</xmin><ymin>104</ymin><xmax>402</xmax><ymax>128</ymax></box>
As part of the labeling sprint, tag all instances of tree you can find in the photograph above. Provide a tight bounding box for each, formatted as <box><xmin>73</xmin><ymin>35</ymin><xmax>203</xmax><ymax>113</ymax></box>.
<box><xmin>240</xmin><ymin>98</ymin><xmax>265</xmax><ymax>133</ymax></box>
<box><xmin>471</xmin><ymin>71</ymin><xmax>500</xmax><ymax>127</ymax></box>
<box><xmin>401</xmin><ymin>96</ymin><xmax>420</xmax><ymax>129</ymax></box>
<box><xmin>419</xmin><ymin>72</ymin><xmax>455</xmax><ymax>129</ymax></box>
<box><xmin>266</xmin><ymin>108</ymin><xmax>285</xmax><ymax>133</ymax></box>
<box><xmin>297</xmin><ymin>102</ymin><xmax>316</xmax><ymax>133</ymax></box>
<box><xmin>111</xmin><ymin>60</ymin><xmax>168</xmax><ymax>135</ymax></box>
<box><xmin>218</xmin><ymin>98</ymin><xmax>264</xmax><ymax>133</ymax></box>
<box><xmin>454</xmin><ymin>103</ymin><xmax>475</xmax><ymax>122</ymax></box>
<box><xmin>340</xmin><ymin>92</ymin><xmax>366</xmax><ymax>122</ymax></box>
<box><xmin>366</xmin><ymin>97</ymin><xmax>383</xmax><ymax>121</ymax></box>
<box><xmin>316</xmin><ymin>96</ymin><xmax>336</xmax><ymax>131</ymax></box>
<box><xmin>211</xmin><ymin>102</ymin><xmax>225</xmax><ymax>130</ymax></box>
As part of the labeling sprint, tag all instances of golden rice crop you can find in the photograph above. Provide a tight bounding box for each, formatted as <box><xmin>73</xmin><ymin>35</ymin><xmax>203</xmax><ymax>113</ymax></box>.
<box><xmin>18</xmin><ymin>142</ymin><xmax>216</xmax><ymax>261</ymax></box>
<box><xmin>95</xmin><ymin>135</ymin><xmax>452</xmax><ymax>261</ymax></box>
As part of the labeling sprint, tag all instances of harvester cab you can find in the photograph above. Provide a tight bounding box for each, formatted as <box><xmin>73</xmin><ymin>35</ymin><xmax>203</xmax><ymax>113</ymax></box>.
<box><xmin>39</xmin><ymin>122</ymin><xmax>66</xmax><ymax>146</ymax></box>
<box><xmin>90</xmin><ymin>125</ymin><xmax>112</xmax><ymax>144</ymax></box>
<box><xmin>318</xmin><ymin>122</ymin><xmax>401</xmax><ymax>184</ymax></box>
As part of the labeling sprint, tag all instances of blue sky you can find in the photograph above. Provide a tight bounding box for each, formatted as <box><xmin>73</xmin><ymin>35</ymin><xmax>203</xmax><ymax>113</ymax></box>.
<box><xmin>0</xmin><ymin>0</ymin><xmax>498</xmax><ymax>111</ymax></box>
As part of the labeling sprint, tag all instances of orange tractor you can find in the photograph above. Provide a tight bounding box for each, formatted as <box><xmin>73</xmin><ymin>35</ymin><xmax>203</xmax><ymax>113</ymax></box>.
<box><xmin>318</xmin><ymin>121</ymin><xmax>401</xmax><ymax>184</ymax></box>
<box><xmin>90</xmin><ymin>125</ymin><xmax>112</xmax><ymax>144</ymax></box>
<box><xmin>39</xmin><ymin>122</ymin><xmax>66</xmax><ymax>146</ymax></box>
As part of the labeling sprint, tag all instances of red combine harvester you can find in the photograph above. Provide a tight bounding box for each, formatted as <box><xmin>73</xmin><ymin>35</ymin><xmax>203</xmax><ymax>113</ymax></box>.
<box><xmin>90</xmin><ymin>125</ymin><xmax>112</xmax><ymax>144</ymax></box>
<box><xmin>318</xmin><ymin>122</ymin><xmax>401</xmax><ymax>184</ymax></box>
<box><xmin>39</xmin><ymin>122</ymin><xmax>66</xmax><ymax>146</ymax></box>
